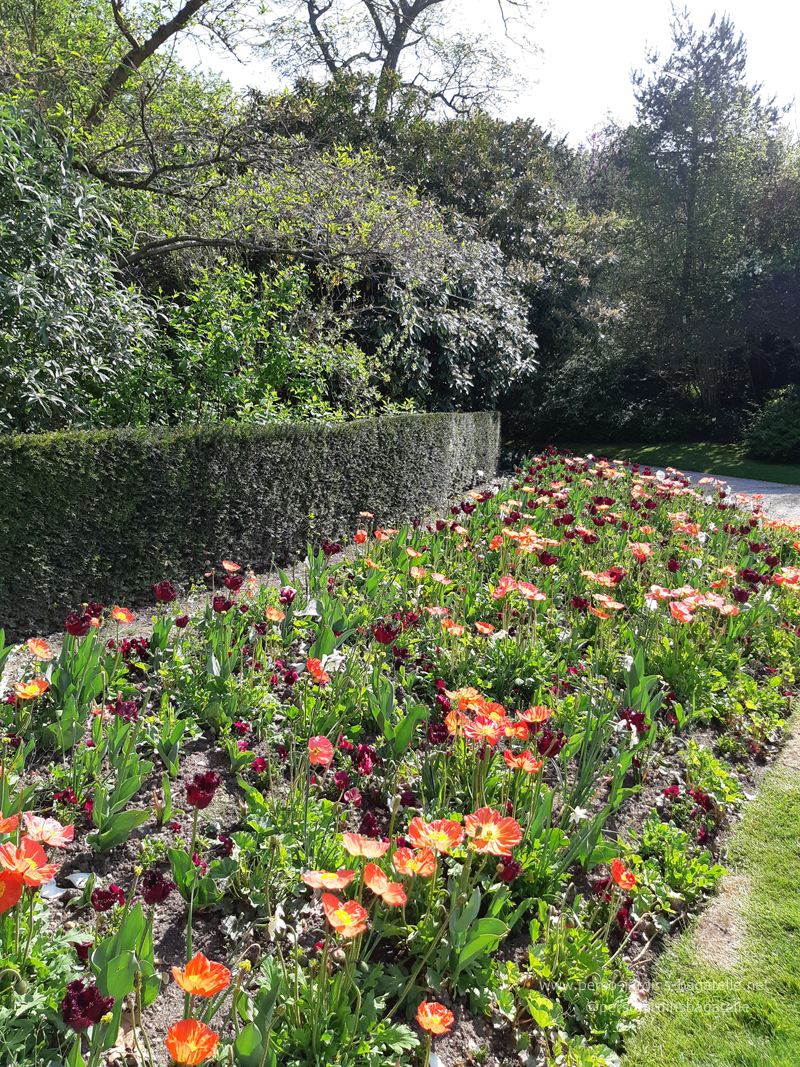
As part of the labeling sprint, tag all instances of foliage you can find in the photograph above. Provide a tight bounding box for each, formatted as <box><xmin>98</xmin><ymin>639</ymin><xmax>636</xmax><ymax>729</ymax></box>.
<box><xmin>744</xmin><ymin>385</ymin><xmax>800</xmax><ymax>462</ymax></box>
<box><xmin>0</xmin><ymin>411</ymin><xmax>500</xmax><ymax>638</ymax></box>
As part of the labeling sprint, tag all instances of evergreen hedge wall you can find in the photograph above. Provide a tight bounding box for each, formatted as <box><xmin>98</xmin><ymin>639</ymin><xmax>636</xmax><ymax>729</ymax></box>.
<box><xmin>0</xmin><ymin>412</ymin><xmax>500</xmax><ymax>639</ymax></box>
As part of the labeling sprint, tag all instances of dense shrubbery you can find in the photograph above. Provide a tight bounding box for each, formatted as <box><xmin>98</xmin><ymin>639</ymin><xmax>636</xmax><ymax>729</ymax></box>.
<box><xmin>745</xmin><ymin>385</ymin><xmax>800</xmax><ymax>462</ymax></box>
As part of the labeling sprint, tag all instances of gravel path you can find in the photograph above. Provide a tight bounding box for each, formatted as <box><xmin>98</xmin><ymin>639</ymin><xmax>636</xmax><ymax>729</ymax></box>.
<box><xmin>682</xmin><ymin>470</ymin><xmax>800</xmax><ymax>525</ymax></box>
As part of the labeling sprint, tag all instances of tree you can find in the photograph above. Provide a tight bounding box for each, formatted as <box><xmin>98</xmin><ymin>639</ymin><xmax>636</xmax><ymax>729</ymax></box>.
<box><xmin>257</xmin><ymin>0</ymin><xmax>538</xmax><ymax>116</ymax></box>
<box><xmin>614</xmin><ymin>8</ymin><xmax>793</xmax><ymax>421</ymax></box>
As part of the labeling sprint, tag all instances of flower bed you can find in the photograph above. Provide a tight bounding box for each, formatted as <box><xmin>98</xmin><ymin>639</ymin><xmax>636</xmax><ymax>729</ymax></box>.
<box><xmin>1</xmin><ymin>448</ymin><xmax>799</xmax><ymax>1067</ymax></box>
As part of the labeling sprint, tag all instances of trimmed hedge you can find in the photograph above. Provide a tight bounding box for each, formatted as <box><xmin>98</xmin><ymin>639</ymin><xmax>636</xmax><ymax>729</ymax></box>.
<box><xmin>0</xmin><ymin>413</ymin><xmax>500</xmax><ymax>639</ymax></box>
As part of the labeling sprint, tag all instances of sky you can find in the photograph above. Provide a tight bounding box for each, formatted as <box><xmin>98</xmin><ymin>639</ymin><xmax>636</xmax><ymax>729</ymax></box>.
<box><xmin>180</xmin><ymin>0</ymin><xmax>800</xmax><ymax>145</ymax></box>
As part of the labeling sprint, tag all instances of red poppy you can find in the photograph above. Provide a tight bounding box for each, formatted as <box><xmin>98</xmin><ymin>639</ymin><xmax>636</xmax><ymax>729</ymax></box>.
<box><xmin>0</xmin><ymin>870</ymin><xmax>23</xmax><ymax>914</ymax></box>
<box><xmin>503</xmin><ymin>750</ymin><xmax>543</xmax><ymax>774</ymax></box>
<box><xmin>463</xmin><ymin>715</ymin><xmax>502</xmax><ymax>745</ymax></box>
<box><xmin>463</xmin><ymin>807</ymin><xmax>522</xmax><ymax>856</ymax></box>
<box><xmin>0</xmin><ymin>815</ymin><xmax>19</xmax><ymax>834</ymax></box>
<box><xmin>221</xmin><ymin>560</ymin><xmax>241</xmax><ymax>572</ymax></box>
<box><xmin>363</xmin><ymin>863</ymin><xmax>407</xmax><ymax>906</ymax></box>
<box><xmin>308</xmin><ymin>736</ymin><xmax>334</xmax><ymax>766</ymax></box>
<box><xmin>517</xmin><ymin>706</ymin><xmax>552</xmax><ymax>725</ymax></box>
<box><xmin>629</xmin><ymin>542</ymin><xmax>652</xmax><ymax>562</ymax></box>
<box><xmin>111</xmin><ymin>606</ymin><xmax>134</xmax><ymax>624</ymax></box>
<box><xmin>416</xmin><ymin>1000</ymin><xmax>454</xmax><ymax>1035</ymax></box>
<box><xmin>611</xmin><ymin>858</ymin><xmax>636</xmax><ymax>890</ymax></box>
<box><xmin>354</xmin><ymin>530</ymin><xmax>367</xmax><ymax>544</ymax></box>
<box><xmin>670</xmin><ymin>601</ymin><xmax>694</xmax><ymax>624</ymax></box>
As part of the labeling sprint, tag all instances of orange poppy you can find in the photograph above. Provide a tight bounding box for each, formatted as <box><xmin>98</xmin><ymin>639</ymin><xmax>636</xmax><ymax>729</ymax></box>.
<box><xmin>165</xmin><ymin>1019</ymin><xmax>219</xmax><ymax>1066</ymax></box>
<box><xmin>407</xmin><ymin>817</ymin><xmax>464</xmax><ymax>854</ymax></box>
<box><xmin>13</xmin><ymin>679</ymin><xmax>49</xmax><ymax>701</ymax></box>
<box><xmin>593</xmin><ymin>594</ymin><xmax>624</xmax><ymax>610</ymax></box>
<box><xmin>491</xmin><ymin>576</ymin><xmax>518</xmax><ymax>600</ymax></box>
<box><xmin>589</xmin><ymin>606</ymin><xmax>610</xmax><ymax>620</ymax></box>
<box><xmin>431</xmin><ymin>573</ymin><xmax>453</xmax><ymax>586</ymax></box>
<box><xmin>489</xmin><ymin>535</ymin><xmax>503</xmax><ymax>550</ymax></box>
<box><xmin>425</xmin><ymin>606</ymin><xmax>450</xmax><ymax>617</ymax></box>
<box><xmin>0</xmin><ymin>838</ymin><xmax>59</xmax><ymax>886</ymax></box>
<box><xmin>265</xmin><ymin>606</ymin><xmax>285</xmax><ymax>622</ymax></box>
<box><xmin>503</xmin><ymin>750</ymin><xmax>543</xmax><ymax>774</ymax></box>
<box><xmin>392</xmin><ymin>847</ymin><xmax>436</xmax><ymax>878</ymax></box>
<box><xmin>374</xmin><ymin>529</ymin><xmax>392</xmax><ymax>542</ymax></box>
<box><xmin>504</xmin><ymin>721</ymin><xmax>530</xmax><ymax>741</ymax></box>
<box><xmin>341</xmin><ymin>833</ymin><xmax>390</xmax><ymax>859</ymax></box>
<box><xmin>463</xmin><ymin>715</ymin><xmax>502</xmax><ymax>746</ymax></box>
<box><xmin>308</xmin><ymin>736</ymin><xmax>334</xmax><ymax>766</ymax></box>
<box><xmin>364</xmin><ymin>558</ymin><xmax>381</xmax><ymax>569</ymax></box>
<box><xmin>359</xmin><ymin>511</ymin><xmax>374</xmax><ymax>518</ymax></box>
<box><xmin>307</xmin><ymin>658</ymin><xmax>331</xmax><ymax>686</ymax></box>
<box><xmin>629</xmin><ymin>542</ymin><xmax>652</xmax><ymax>562</ymax></box>
<box><xmin>406</xmin><ymin>548</ymin><xmax>424</xmax><ymax>559</ymax></box>
<box><xmin>719</xmin><ymin>604</ymin><xmax>739</xmax><ymax>617</ymax></box>
<box><xmin>440</xmin><ymin>620</ymin><xmax>465</xmax><ymax>637</ymax></box>
<box><xmin>517</xmin><ymin>706</ymin><xmax>552</xmax><ymax>725</ymax></box>
<box><xmin>475</xmin><ymin>621</ymin><xmax>495</xmax><ymax>635</ymax></box>
<box><xmin>301</xmin><ymin>869</ymin><xmax>356</xmax><ymax>890</ymax></box>
<box><xmin>410</xmin><ymin>566</ymin><xmax>426</xmax><ymax>579</ymax></box>
<box><xmin>0</xmin><ymin>815</ymin><xmax>19</xmax><ymax>834</ymax></box>
<box><xmin>354</xmin><ymin>530</ymin><xmax>367</xmax><ymax>544</ymax></box>
<box><xmin>171</xmin><ymin>952</ymin><xmax>231</xmax><ymax>996</ymax></box>
<box><xmin>0</xmin><ymin>870</ymin><xmax>23</xmax><ymax>915</ymax></box>
<box><xmin>416</xmin><ymin>1001</ymin><xmax>454</xmax><ymax>1035</ymax></box>
<box><xmin>463</xmin><ymin>807</ymin><xmax>522</xmax><ymax>856</ymax></box>
<box><xmin>22</xmin><ymin>814</ymin><xmax>74</xmax><ymax>848</ymax></box>
<box><xmin>222</xmin><ymin>560</ymin><xmax>240</xmax><ymax>572</ymax></box>
<box><xmin>443</xmin><ymin>687</ymin><xmax>485</xmax><ymax>712</ymax></box>
<box><xmin>363</xmin><ymin>863</ymin><xmax>407</xmax><ymax>906</ymax></box>
<box><xmin>111</xmin><ymin>606</ymin><xmax>134</xmax><ymax>624</ymax></box>
<box><xmin>516</xmin><ymin>581</ymin><xmax>546</xmax><ymax>602</ymax></box>
<box><xmin>445</xmin><ymin>709</ymin><xmax>468</xmax><ymax>736</ymax></box>
<box><xmin>26</xmin><ymin>638</ymin><xmax>53</xmax><ymax>660</ymax></box>
<box><xmin>611</xmin><ymin>858</ymin><xmax>636</xmax><ymax>890</ymax></box>
<box><xmin>322</xmin><ymin>892</ymin><xmax>369</xmax><ymax>938</ymax></box>
<box><xmin>670</xmin><ymin>601</ymin><xmax>694</xmax><ymax>624</ymax></box>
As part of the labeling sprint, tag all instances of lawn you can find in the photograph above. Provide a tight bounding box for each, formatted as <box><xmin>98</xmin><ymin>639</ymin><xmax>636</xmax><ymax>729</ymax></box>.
<box><xmin>549</xmin><ymin>442</ymin><xmax>800</xmax><ymax>487</ymax></box>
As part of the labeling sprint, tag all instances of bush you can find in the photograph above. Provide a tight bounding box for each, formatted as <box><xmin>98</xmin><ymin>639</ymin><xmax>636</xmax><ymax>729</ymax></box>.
<box><xmin>0</xmin><ymin>412</ymin><xmax>499</xmax><ymax>638</ymax></box>
<box><xmin>744</xmin><ymin>385</ymin><xmax>800</xmax><ymax>462</ymax></box>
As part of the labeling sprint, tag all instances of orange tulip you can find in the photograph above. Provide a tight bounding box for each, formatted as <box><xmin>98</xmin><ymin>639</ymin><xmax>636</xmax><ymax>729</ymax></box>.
<box><xmin>307</xmin><ymin>659</ymin><xmax>331</xmax><ymax>686</ymax></box>
<box><xmin>13</xmin><ymin>679</ymin><xmax>49</xmax><ymax>701</ymax></box>
<box><xmin>26</xmin><ymin>638</ymin><xmax>53</xmax><ymax>660</ymax></box>
<box><xmin>171</xmin><ymin>952</ymin><xmax>231</xmax><ymax>997</ymax></box>
<box><xmin>407</xmin><ymin>817</ymin><xmax>464</xmax><ymax>854</ymax></box>
<box><xmin>165</xmin><ymin>1019</ymin><xmax>219</xmax><ymax>1066</ymax></box>
<box><xmin>416</xmin><ymin>1000</ymin><xmax>454</xmax><ymax>1035</ymax></box>
<box><xmin>221</xmin><ymin>560</ymin><xmax>240</xmax><ymax>572</ymax></box>
<box><xmin>503</xmin><ymin>750</ymin><xmax>543</xmax><ymax>774</ymax></box>
<box><xmin>0</xmin><ymin>870</ymin><xmax>23</xmax><ymax>915</ymax></box>
<box><xmin>322</xmin><ymin>892</ymin><xmax>369</xmax><ymax>938</ymax></box>
<box><xmin>341</xmin><ymin>833</ymin><xmax>390</xmax><ymax>859</ymax></box>
<box><xmin>22</xmin><ymin>814</ymin><xmax>74</xmax><ymax>848</ymax></box>
<box><xmin>463</xmin><ymin>807</ymin><xmax>522</xmax><ymax>856</ymax></box>
<box><xmin>392</xmin><ymin>847</ymin><xmax>436</xmax><ymax>878</ymax></box>
<box><xmin>611</xmin><ymin>858</ymin><xmax>636</xmax><ymax>890</ymax></box>
<box><xmin>301</xmin><ymin>870</ymin><xmax>356</xmax><ymax>890</ymax></box>
<box><xmin>111</xmin><ymin>606</ymin><xmax>134</xmax><ymax>624</ymax></box>
<box><xmin>0</xmin><ymin>815</ymin><xmax>19</xmax><ymax>834</ymax></box>
<box><xmin>0</xmin><ymin>838</ymin><xmax>58</xmax><ymax>886</ymax></box>
<box><xmin>308</xmin><ymin>736</ymin><xmax>334</xmax><ymax>766</ymax></box>
<box><xmin>363</xmin><ymin>863</ymin><xmax>407</xmax><ymax>906</ymax></box>
<box><xmin>265</xmin><ymin>607</ymin><xmax>285</xmax><ymax>622</ymax></box>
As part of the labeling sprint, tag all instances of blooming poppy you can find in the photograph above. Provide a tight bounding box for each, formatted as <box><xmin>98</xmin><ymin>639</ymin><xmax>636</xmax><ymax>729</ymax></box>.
<box><xmin>374</xmin><ymin>529</ymin><xmax>392</xmax><ymax>542</ymax></box>
<box><xmin>489</xmin><ymin>535</ymin><xmax>503</xmax><ymax>550</ymax></box>
<box><xmin>440</xmin><ymin>620</ymin><xmax>465</xmax><ymax>637</ymax></box>
<box><xmin>363</xmin><ymin>863</ymin><xmax>407</xmax><ymax>906</ymax></box>
<box><xmin>443</xmin><ymin>687</ymin><xmax>484</xmax><ymax>712</ymax></box>
<box><xmin>301</xmin><ymin>869</ymin><xmax>356</xmax><ymax>890</ymax></box>
<box><xmin>425</xmin><ymin>606</ymin><xmax>450</xmax><ymax>617</ymax></box>
<box><xmin>589</xmin><ymin>606</ymin><xmax>610</xmax><ymax>620</ymax></box>
<box><xmin>0</xmin><ymin>870</ymin><xmax>23</xmax><ymax>914</ymax></box>
<box><xmin>171</xmin><ymin>952</ymin><xmax>231</xmax><ymax>996</ymax></box>
<box><xmin>503</xmin><ymin>750</ymin><xmax>543</xmax><ymax>774</ymax></box>
<box><xmin>431</xmin><ymin>573</ymin><xmax>453</xmax><ymax>586</ymax></box>
<box><xmin>359</xmin><ymin>511</ymin><xmax>374</xmax><ymax>518</ymax></box>
<box><xmin>265</xmin><ymin>607</ymin><xmax>285</xmax><ymax>622</ymax></box>
<box><xmin>307</xmin><ymin>658</ymin><xmax>331</xmax><ymax>685</ymax></box>
<box><xmin>611</xmin><ymin>858</ymin><xmax>636</xmax><ymax>890</ymax></box>
<box><xmin>475</xmin><ymin>621</ymin><xmax>495</xmax><ymax>635</ymax></box>
<box><xmin>13</xmin><ymin>679</ymin><xmax>49</xmax><ymax>701</ymax></box>
<box><xmin>406</xmin><ymin>548</ymin><xmax>424</xmax><ymax>559</ymax></box>
<box><xmin>407</xmin><ymin>817</ymin><xmax>464</xmax><ymax>854</ymax></box>
<box><xmin>364</xmin><ymin>558</ymin><xmax>381</xmax><ymax>569</ymax></box>
<box><xmin>165</xmin><ymin>1019</ymin><xmax>219</xmax><ymax>1066</ymax></box>
<box><xmin>392</xmin><ymin>847</ymin><xmax>436</xmax><ymax>878</ymax></box>
<box><xmin>670</xmin><ymin>601</ymin><xmax>695</xmax><ymax>624</ymax></box>
<box><xmin>445</xmin><ymin>709</ymin><xmax>468</xmax><ymax>736</ymax></box>
<box><xmin>22</xmin><ymin>814</ymin><xmax>74</xmax><ymax>848</ymax></box>
<box><xmin>629</xmin><ymin>542</ymin><xmax>652</xmax><ymax>562</ymax></box>
<box><xmin>341</xmin><ymin>833</ymin><xmax>391</xmax><ymax>859</ymax></box>
<box><xmin>416</xmin><ymin>1001</ymin><xmax>454</xmax><ymax>1035</ymax></box>
<box><xmin>516</xmin><ymin>581</ymin><xmax>546</xmax><ymax>602</ymax></box>
<box><xmin>26</xmin><ymin>638</ymin><xmax>53</xmax><ymax>660</ymax></box>
<box><xmin>0</xmin><ymin>838</ymin><xmax>59</xmax><ymax>885</ymax></box>
<box><xmin>308</xmin><ymin>736</ymin><xmax>334</xmax><ymax>766</ymax></box>
<box><xmin>593</xmin><ymin>594</ymin><xmax>624</xmax><ymax>610</ymax></box>
<box><xmin>111</xmin><ymin>606</ymin><xmax>134</xmax><ymax>624</ymax></box>
<box><xmin>463</xmin><ymin>715</ymin><xmax>502</xmax><ymax>745</ymax></box>
<box><xmin>0</xmin><ymin>815</ymin><xmax>19</xmax><ymax>834</ymax></box>
<box><xmin>221</xmin><ymin>560</ymin><xmax>240</xmax><ymax>572</ymax></box>
<box><xmin>322</xmin><ymin>892</ymin><xmax>369</xmax><ymax>938</ymax></box>
<box><xmin>463</xmin><ymin>807</ymin><xmax>522</xmax><ymax>856</ymax></box>
<box><xmin>410</xmin><ymin>566</ymin><xmax>426</xmax><ymax>579</ymax></box>
<box><xmin>517</xmin><ymin>706</ymin><xmax>552</xmax><ymax>725</ymax></box>
<box><xmin>491</xmin><ymin>576</ymin><xmax>518</xmax><ymax>600</ymax></box>
<box><xmin>354</xmin><ymin>530</ymin><xmax>367</xmax><ymax>544</ymax></box>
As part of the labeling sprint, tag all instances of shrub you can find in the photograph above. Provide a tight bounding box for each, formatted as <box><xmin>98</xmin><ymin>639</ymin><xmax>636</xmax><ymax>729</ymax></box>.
<box><xmin>0</xmin><ymin>412</ymin><xmax>499</xmax><ymax>638</ymax></box>
<box><xmin>744</xmin><ymin>385</ymin><xmax>800</xmax><ymax>462</ymax></box>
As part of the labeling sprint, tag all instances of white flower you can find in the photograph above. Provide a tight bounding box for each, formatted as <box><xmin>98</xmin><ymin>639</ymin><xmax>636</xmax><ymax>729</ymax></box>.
<box><xmin>622</xmin><ymin>654</ymin><xmax>634</xmax><ymax>671</ymax></box>
<box><xmin>321</xmin><ymin>651</ymin><xmax>346</xmax><ymax>672</ymax></box>
<box><xmin>656</xmin><ymin>470</ymin><xmax>666</xmax><ymax>481</ymax></box>
<box><xmin>569</xmin><ymin>807</ymin><xmax>590</xmax><ymax>825</ymax></box>
<box><xmin>697</xmin><ymin>532</ymin><xmax>709</xmax><ymax>544</ymax></box>
<box><xmin>489</xmin><ymin>629</ymin><xmax>508</xmax><ymax>644</ymax></box>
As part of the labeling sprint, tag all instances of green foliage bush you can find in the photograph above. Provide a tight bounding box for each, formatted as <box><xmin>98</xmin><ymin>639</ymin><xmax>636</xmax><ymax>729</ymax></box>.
<box><xmin>0</xmin><ymin>412</ymin><xmax>499</xmax><ymax>638</ymax></box>
<box><xmin>744</xmin><ymin>385</ymin><xmax>800</xmax><ymax>462</ymax></box>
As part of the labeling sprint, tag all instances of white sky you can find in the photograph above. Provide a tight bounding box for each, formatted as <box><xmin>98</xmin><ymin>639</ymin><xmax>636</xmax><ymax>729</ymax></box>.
<box><xmin>181</xmin><ymin>1</ymin><xmax>799</xmax><ymax>145</ymax></box>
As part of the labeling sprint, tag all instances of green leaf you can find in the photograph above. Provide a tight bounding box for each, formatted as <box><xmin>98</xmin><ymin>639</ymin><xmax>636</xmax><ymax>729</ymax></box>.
<box><xmin>87</xmin><ymin>808</ymin><xmax>151</xmax><ymax>852</ymax></box>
